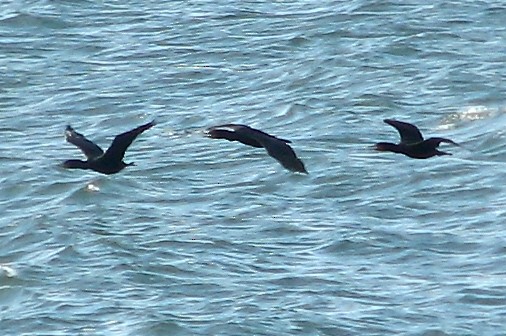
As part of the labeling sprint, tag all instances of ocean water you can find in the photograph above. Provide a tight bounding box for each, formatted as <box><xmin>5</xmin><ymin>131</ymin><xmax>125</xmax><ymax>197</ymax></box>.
<box><xmin>1</xmin><ymin>0</ymin><xmax>506</xmax><ymax>335</ymax></box>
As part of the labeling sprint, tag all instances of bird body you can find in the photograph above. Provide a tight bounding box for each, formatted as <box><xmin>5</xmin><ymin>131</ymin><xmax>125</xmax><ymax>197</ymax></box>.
<box><xmin>63</xmin><ymin>121</ymin><xmax>155</xmax><ymax>174</ymax></box>
<box><xmin>376</xmin><ymin>119</ymin><xmax>458</xmax><ymax>159</ymax></box>
<box><xmin>206</xmin><ymin>124</ymin><xmax>307</xmax><ymax>174</ymax></box>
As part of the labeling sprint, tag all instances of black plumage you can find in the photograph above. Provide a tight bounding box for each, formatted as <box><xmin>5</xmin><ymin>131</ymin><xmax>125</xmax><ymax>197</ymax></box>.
<box><xmin>63</xmin><ymin>120</ymin><xmax>155</xmax><ymax>174</ymax></box>
<box><xmin>206</xmin><ymin>124</ymin><xmax>308</xmax><ymax>174</ymax></box>
<box><xmin>375</xmin><ymin>119</ymin><xmax>459</xmax><ymax>159</ymax></box>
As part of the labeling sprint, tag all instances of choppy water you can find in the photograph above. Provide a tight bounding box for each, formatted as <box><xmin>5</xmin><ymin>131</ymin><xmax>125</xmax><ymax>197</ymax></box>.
<box><xmin>1</xmin><ymin>1</ymin><xmax>506</xmax><ymax>335</ymax></box>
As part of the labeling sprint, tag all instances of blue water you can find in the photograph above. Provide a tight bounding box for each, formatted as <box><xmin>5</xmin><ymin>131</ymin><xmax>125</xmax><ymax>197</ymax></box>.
<box><xmin>1</xmin><ymin>1</ymin><xmax>506</xmax><ymax>335</ymax></box>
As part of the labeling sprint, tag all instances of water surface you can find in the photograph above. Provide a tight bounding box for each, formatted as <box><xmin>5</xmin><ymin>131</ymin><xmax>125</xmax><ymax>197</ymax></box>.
<box><xmin>1</xmin><ymin>1</ymin><xmax>506</xmax><ymax>335</ymax></box>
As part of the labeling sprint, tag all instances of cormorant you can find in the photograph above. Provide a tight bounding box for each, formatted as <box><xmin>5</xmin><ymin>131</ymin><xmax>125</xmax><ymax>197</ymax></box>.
<box><xmin>63</xmin><ymin>120</ymin><xmax>155</xmax><ymax>174</ymax></box>
<box><xmin>206</xmin><ymin>124</ymin><xmax>308</xmax><ymax>173</ymax></box>
<box><xmin>375</xmin><ymin>119</ymin><xmax>459</xmax><ymax>159</ymax></box>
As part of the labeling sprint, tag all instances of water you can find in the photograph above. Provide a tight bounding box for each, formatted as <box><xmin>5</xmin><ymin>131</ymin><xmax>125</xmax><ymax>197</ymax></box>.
<box><xmin>1</xmin><ymin>0</ymin><xmax>506</xmax><ymax>335</ymax></box>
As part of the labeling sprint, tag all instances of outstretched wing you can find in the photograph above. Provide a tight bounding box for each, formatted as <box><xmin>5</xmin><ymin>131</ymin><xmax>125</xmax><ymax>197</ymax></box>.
<box><xmin>101</xmin><ymin>120</ymin><xmax>156</xmax><ymax>162</ymax></box>
<box><xmin>206</xmin><ymin>124</ymin><xmax>292</xmax><ymax>147</ymax></box>
<box><xmin>426</xmin><ymin>137</ymin><xmax>460</xmax><ymax>148</ymax></box>
<box><xmin>65</xmin><ymin>125</ymin><xmax>104</xmax><ymax>159</ymax></box>
<box><xmin>384</xmin><ymin>119</ymin><xmax>424</xmax><ymax>145</ymax></box>
<box><xmin>206</xmin><ymin>124</ymin><xmax>307</xmax><ymax>173</ymax></box>
<box><xmin>206</xmin><ymin>126</ymin><xmax>263</xmax><ymax>148</ymax></box>
<box><xmin>235</xmin><ymin>125</ymin><xmax>306</xmax><ymax>173</ymax></box>
<box><xmin>262</xmin><ymin>139</ymin><xmax>308</xmax><ymax>174</ymax></box>
<box><xmin>230</xmin><ymin>124</ymin><xmax>292</xmax><ymax>144</ymax></box>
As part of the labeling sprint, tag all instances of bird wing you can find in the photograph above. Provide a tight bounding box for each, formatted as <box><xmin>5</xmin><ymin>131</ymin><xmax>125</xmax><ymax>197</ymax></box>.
<box><xmin>426</xmin><ymin>137</ymin><xmax>460</xmax><ymax>148</ymax></box>
<box><xmin>236</xmin><ymin>124</ymin><xmax>292</xmax><ymax>144</ymax></box>
<box><xmin>207</xmin><ymin>124</ymin><xmax>292</xmax><ymax>144</ymax></box>
<box><xmin>231</xmin><ymin>125</ymin><xmax>307</xmax><ymax>173</ymax></box>
<box><xmin>260</xmin><ymin>138</ymin><xmax>308</xmax><ymax>174</ymax></box>
<box><xmin>65</xmin><ymin>125</ymin><xmax>104</xmax><ymax>159</ymax></box>
<box><xmin>207</xmin><ymin>124</ymin><xmax>307</xmax><ymax>173</ymax></box>
<box><xmin>384</xmin><ymin>119</ymin><xmax>424</xmax><ymax>145</ymax></box>
<box><xmin>101</xmin><ymin>120</ymin><xmax>156</xmax><ymax>162</ymax></box>
<box><xmin>206</xmin><ymin>126</ymin><xmax>263</xmax><ymax>148</ymax></box>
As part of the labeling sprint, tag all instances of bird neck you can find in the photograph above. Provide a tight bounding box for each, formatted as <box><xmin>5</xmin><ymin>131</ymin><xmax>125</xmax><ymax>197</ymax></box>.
<box><xmin>63</xmin><ymin>159</ymin><xmax>90</xmax><ymax>170</ymax></box>
<box><xmin>375</xmin><ymin>142</ymin><xmax>404</xmax><ymax>154</ymax></box>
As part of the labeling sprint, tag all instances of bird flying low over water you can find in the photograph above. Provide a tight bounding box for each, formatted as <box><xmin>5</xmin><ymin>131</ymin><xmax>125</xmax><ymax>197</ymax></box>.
<box><xmin>375</xmin><ymin>119</ymin><xmax>459</xmax><ymax>159</ymax></box>
<box><xmin>63</xmin><ymin>120</ymin><xmax>156</xmax><ymax>174</ymax></box>
<box><xmin>206</xmin><ymin>124</ymin><xmax>308</xmax><ymax>174</ymax></box>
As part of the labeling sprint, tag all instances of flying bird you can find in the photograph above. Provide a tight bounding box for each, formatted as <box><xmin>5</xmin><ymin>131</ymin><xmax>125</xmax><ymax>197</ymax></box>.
<box><xmin>63</xmin><ymin>120</ymin><xmax>155</xmax><ymax>174</ymax></box>
<box><xmin>375</xmin><ymin>119</ymin><xmax>459</xmax><ymax>159</ymax></box>
<box><xmin>206</xmin><ymin>124</ymin><xmax>308</xmax><ymax>173</ymax></box>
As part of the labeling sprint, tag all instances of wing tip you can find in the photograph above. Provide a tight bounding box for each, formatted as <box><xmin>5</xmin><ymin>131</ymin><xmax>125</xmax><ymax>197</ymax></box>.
<box><xmin>64</xmin><ymin>125</ymin><xmax>75</xmax><ymax>140</ymax></box>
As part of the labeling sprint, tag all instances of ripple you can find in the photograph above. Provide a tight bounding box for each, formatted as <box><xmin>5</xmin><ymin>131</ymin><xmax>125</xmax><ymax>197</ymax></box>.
<box><xmin>1</xmin><ymin>0</ymin><xmax>506</xmax><ymax>335</ymax></box>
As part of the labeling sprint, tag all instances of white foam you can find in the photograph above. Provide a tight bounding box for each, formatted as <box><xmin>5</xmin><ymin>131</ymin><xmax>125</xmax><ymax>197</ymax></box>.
<box><xmin>0</xmin><ymin>264</ymin><xmax>17</xmax><ymax>278</ymax></box>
